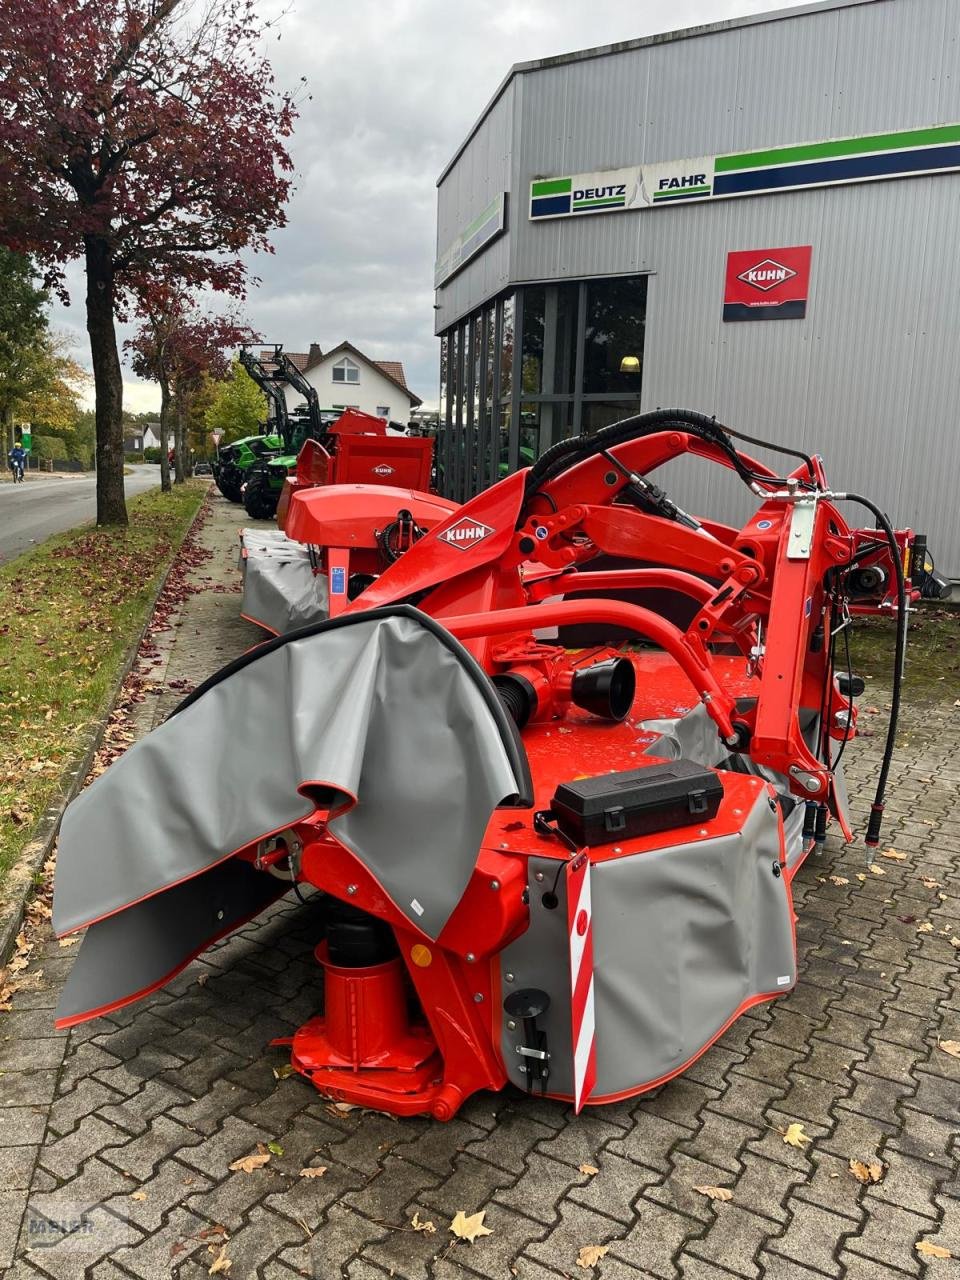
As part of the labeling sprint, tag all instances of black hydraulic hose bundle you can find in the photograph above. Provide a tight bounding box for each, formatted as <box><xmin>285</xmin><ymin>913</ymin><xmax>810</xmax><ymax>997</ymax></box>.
<box><xmin>522</xmin><ymin>408</ymin><xmax>814</xmax><ymax>510</ymax></box>
<box><xmin>832</xmin><ymin>494</ymin><xmax>909</xmax><ymax>850</ymax></box>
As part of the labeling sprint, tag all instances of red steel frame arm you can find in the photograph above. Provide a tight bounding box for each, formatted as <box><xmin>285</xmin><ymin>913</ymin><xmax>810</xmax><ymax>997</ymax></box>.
<box><xmin>442</xmin><ymin>600</ymin><xmax>739</xmax><ymax>741</ymax></box>
<box><xmin>525</xmin><ymin>568</ymin><xmax>717</xmax><ymax>607</ymax></box>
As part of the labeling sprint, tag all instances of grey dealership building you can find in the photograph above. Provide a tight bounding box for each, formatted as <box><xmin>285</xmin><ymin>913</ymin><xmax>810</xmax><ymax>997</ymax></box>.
<box><xmin>434</xmin><ymin>0</ymin><xmax>960</xmax><ymax>577</ymax></box>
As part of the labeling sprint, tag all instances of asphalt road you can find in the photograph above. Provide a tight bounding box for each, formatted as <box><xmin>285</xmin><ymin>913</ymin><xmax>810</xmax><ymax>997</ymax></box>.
<box><xmin>0</xmin><ymin>465</ymin><xmax>162</xmax><ymax>564</ymax></box>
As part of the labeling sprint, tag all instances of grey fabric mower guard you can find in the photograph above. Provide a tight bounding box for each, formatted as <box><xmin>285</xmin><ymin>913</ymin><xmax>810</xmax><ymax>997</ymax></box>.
<box><xmin>239</xmin><ymin>528</ymin><xmax>330</xmax><ymax>635</ymax></box>
<box><xmin>53</xmin><ymin>607</ymin><xmax>532</xmax><ymax>1028</ymax></box>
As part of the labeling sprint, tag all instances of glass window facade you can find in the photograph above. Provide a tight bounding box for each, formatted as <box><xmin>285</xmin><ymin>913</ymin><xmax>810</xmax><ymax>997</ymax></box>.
<box><xmin>438</xmin><ymin>275</ymin><xmax>647</xmax><ymax>501</ymax></box>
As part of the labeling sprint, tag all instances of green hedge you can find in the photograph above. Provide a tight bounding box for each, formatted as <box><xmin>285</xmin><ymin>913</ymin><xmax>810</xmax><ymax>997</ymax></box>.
<box><xmin>33</xmin><ymin>434</ymin><xmax>68</xmax><ymax>461</ymax></box>
<box><xmin>70</xmin><ymin>444</ymin><xmax>94</xmax><ymax>469</ymax></box>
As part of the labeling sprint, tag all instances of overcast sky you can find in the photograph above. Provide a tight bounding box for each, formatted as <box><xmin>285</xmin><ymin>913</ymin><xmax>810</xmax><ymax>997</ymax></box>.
<box><xmin>57</xmin><ymin>0</ymin><xmax>812</xmax><ymax>414</ymax></box>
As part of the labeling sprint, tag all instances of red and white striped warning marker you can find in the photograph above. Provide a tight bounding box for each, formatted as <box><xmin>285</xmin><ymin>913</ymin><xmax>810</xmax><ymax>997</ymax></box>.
<box><xmin>566</xmin><ymin>853</ymin><xmax>596</xmax><ymax>1113</ymax></box>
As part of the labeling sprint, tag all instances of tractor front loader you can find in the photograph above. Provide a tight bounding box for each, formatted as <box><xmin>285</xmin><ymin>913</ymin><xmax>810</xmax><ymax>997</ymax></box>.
<box><xmin>53</xmin><ymin>409</ymin><xmax>942</xmax><ymax>1120</ymax></box>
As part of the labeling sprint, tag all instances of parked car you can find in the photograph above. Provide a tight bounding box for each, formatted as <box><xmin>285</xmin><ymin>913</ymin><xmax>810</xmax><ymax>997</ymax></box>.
<box><xmin>194</xmin><ymin>462</ymin><xmax>213</xmax><ymax>476</ymax></box>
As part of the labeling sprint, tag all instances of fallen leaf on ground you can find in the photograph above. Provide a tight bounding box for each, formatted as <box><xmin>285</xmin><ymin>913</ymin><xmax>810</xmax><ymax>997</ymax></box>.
<box><xmin>325</xmin><ymin>1101</ymin><xmax>356</xmax><ymax>1114</ymax></box>
<box><xmin>299</xmin><ymin>1166</ymin><xmax>326</xmax><ymax>1179</ymax></box>
<box><xmin>916</xmin><ymin>1241</ymin><xmax>952</xmax><ymax>1259</ymax></box>
<box><xmin>228</xmin><ymin>1150</ymin><xmax>270</xmax><ymax>1174</ymax></box>
<box><xmin>411</xmin><ymin>1212</ymin><xmax>436</xmax><ymax>1234</ymax></box>
<box><xmin>579</xmin><ymin>1163</ymin><xmax>600</xmax><ymax>1176</ymax></box>
<box><xmin>693</xmin><ymin>1185</ymin><xmax>733</xmax><ymax>1202</ymax></box>
<box><xmin>856</xmin><ymin>873</ymin><xmax>867</xmax><ymax>883</ymax></box>
<box><xmin>921</xmin><ymin>877</ymin><xmax>942</xmax><ymax>889</ymax></box>
<box><xmin>130</xmin><ymin>1191</ymin><xmax>147</xmax><ymax>1201</ymax></box>
<box><xmin>576</xmin><ymin>1244</ymin><xmax>609</xmax><ymax>1268</ymax></box>
<box><xmin>266</xmin><ymin>1141</ymin><xmax>284</xmax><ymax>1156</ymax></box>
<box><xmin>950</xmin><ymin>937</ymin><xmax>960</xmax><ymax>950</ymax></box>
<box><xmin>782</xmin><ymin>1123</ymin><xmax>812</xmax><ymax>1149</ymax></box>
<box><xmin>868</xmin><ymin>864</ymin><xmax>886</xmax><ymax>877</ymax></box>
<box><xmin>938</xmin><ymin>1040</ymin><xmax>960</xmax><ymax>1059</ymax></box>
<box><xmin>922</xmin><ymin>818</ymin><xmax>938</xmax><ymax>826</ymax></box>
<box><xmin>917</xmin><ymin>922</ymin><xmax>934</xmax><ymax>934</ymax></box>
<box><xmin>848</xmin><ymin>1159</ymin><xmax>885</xmax><ymax>1184</ymax></box>
<box><xmin>273</xmin><ymin>1063</ymin><xmax>296</xmax><ymax>1080</ymax></box>
<box><xmin>208</xmin><ymin>1244</ymin><xmax>232</xmax><ymax>1274</ymax></box>
<box><xmin>881</xmin><ymin>848</ymin><xmax>907</xmax><ymax>861</ymax></box>
<box><xmin>196</xmin><ymin>974</ymin><xmax>208</xmax><ymax>987</ymax></box>
<box><xmin>58</xmin><ymin>936</ymin><xmax>79</xmax><ymax>948</ymax></box>
<box><xmin>449</xmin><ymin>1209</ymin><xmax>492</xmax><ymax>1243</ymax></box>
<box><xmin>828</xmin><ymin>876</ymin><xmax>850</xmax><ymax>887</ymax></box>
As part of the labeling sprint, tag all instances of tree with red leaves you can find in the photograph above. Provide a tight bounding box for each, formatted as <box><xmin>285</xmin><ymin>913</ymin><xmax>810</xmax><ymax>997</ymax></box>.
<box><xmin>128</xmin><ymin>289</ymin><xmax>253</xmax><ymax>492</ymax></box>
<box><xmin>0</xmin><ymin>0</ymin><xmax>296</xmax><ymax>524</ymax></box>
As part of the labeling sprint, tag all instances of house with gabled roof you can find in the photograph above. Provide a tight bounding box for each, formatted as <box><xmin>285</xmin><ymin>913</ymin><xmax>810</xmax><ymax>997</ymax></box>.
<box><xmin>260</xmin><ymin>341</ymin><xmax>422</xmax><ymax>426</ymax></box>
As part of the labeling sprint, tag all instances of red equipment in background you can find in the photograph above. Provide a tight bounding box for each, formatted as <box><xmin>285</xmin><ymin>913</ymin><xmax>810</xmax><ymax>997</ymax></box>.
<box><xmin>283</xmin><ymin>483</ymin><xmax>458</xmax><ymax>617</ymax></box>
<box><xmin>276</xmin><ymin>410</ymin><xmax>434</xmax><ymax>528</ymax></box>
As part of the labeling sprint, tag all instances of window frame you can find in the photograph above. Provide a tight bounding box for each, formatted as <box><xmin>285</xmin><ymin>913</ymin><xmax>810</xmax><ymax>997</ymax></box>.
<box><xmin>332</xmin><ymin>357</ymin><xmax>360</xmax><ymax>385</ymax></box>
<box><xmin>437</xmin><ymin>273</ymin><xmax>647</xmax><ymax>501</ymax></box>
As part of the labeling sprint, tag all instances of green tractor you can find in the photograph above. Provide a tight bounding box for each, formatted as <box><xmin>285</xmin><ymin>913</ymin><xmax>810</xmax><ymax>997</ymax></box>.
<box><xmin>212</xmin><ymin>432</ymin><xmax>285</xmax><ymax>503</ymax></box>
<box><xmin>239</xmin><ymin>347</ymin><xmax>339</xmax><ymax>521</ymax></box>
<box><xmin>210</xmin><ymin>350</ymin><xmax>291</xmax><ymax>505</ymax></box>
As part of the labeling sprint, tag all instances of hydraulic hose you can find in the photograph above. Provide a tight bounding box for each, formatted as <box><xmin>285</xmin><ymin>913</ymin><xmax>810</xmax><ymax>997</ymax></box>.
<box><xmin>832</xmin><ymin>493</ymin><xmax>908</xmax><ymax>850</ymax></box>
<box><xmin>524</xmin><ymin>409</ymin><xmax>750</xmax><ymax>498</ymax></box>
<box><xmin>522</xmin><ymin>408</ymin><xmax>809</xmax><ymax>516</ymax></box>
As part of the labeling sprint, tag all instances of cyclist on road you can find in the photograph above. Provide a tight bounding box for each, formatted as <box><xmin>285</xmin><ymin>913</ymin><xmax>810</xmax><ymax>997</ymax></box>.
<box><xmin>7</xmin><ymin>442</ymin><xmax>27</xmax><ymax>482</ymax></box>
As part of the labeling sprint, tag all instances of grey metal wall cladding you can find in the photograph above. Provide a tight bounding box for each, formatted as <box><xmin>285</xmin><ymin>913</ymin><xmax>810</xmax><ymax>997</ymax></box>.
<box><xmin>436</xmin><ymin>0</ymin><xmax>960</xmax><ymax>571</ymax></box>
<box><xmin>435</xmin><ymin>81</ymin><xmax>514</xmax><ymax>325</ymax></box>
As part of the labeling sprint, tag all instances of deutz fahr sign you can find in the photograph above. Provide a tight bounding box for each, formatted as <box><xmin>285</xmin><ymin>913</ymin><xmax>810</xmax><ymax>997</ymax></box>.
<box><xmin>723</xmin><ymin>246</ymin><xmax>812</xmax><ymax>322</ymax></box>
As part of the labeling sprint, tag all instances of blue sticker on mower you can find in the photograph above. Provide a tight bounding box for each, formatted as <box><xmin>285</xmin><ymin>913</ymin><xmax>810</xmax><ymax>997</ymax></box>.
<box><xmin>331</xmin><ymin>567</ymin><xmax>346</xmax><ymax>595</ymax></box>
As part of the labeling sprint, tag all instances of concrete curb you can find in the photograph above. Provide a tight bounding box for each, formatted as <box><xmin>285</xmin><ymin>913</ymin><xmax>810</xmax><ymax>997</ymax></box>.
<box><xmin>0</xmin><ymin>489</ymin><xmax>210</xmax><ymax>964</ymax></box>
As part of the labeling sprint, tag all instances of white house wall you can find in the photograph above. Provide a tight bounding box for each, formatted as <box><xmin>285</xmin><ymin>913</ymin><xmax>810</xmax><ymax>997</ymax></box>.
<box><xmin>281</xmin><ymin>356</ymin><xmax>417</xmax><ymax>423</ymax></box>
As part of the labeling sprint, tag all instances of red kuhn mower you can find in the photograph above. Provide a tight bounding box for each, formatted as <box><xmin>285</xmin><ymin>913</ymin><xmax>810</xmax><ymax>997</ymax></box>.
<box><xmin>238</xmin><ymin>406</ymin><xmax>441</xmax><ymax>635</ymax></box>
<box><xmin>53</xmin><ymin>410</ymin><xmax>945</xmax><ymax>1118</ymax></box>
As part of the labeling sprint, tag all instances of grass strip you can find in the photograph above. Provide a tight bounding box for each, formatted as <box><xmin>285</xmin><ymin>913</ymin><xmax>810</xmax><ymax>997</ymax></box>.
<box><xmin>0</xmin><ymin>481</ymin><xmax>206</xmax><ymax>885</ymax></box>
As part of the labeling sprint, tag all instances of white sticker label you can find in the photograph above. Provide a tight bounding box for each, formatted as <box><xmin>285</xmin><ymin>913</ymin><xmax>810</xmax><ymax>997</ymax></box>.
<box><xmin>777</xmin><ymin>975</ymin><xmax>792</xmax><ymax>987</ymax></box>
<box><xmin>410</xmin><ymin>899</ymin><xmax>424</xmax><ymax>916</ymax></box>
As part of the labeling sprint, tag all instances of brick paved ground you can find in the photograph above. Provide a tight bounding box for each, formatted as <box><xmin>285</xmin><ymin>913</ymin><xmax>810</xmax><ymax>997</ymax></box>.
<box><xmin>1</xmin><ymin>489</ymin><xmax>958</xmax><ymax>1279</ymax></box>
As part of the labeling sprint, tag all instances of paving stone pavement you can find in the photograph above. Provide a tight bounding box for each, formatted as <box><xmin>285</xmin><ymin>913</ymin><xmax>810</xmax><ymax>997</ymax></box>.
<box><xmin>1</xmin><ymin>489</ymin><xmax>958</xmax><ymax>1280</ymax></box>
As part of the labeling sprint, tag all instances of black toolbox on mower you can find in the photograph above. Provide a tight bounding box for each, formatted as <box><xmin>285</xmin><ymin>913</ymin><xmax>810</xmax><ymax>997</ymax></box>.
<box><xmin>552</xmin><ymin>760</ymin><xmax>724</xmax><ymax>848</ymax></box>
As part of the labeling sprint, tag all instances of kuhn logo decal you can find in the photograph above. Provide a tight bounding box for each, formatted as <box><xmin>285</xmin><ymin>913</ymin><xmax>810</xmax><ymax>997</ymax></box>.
<box><xmin>736</xmin><ymin>258</ymin><xmax>797</xmax><ymax>292</ymax></box>
<box><xmin>371</xmin><ymin>463</ymin><xmax>395</xmax><ymax>476</ymax></box>
<box><xmin>437</xmin><ymin>518</ymin><xmax>494</xmax><ymax>549</ymax></box>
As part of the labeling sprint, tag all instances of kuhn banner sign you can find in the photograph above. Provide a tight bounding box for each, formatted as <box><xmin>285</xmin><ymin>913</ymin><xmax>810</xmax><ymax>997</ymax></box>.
<box><xmin>723</xmin><ymin>246</ymin><xmax>812</xmax><ymax>322</ymax></box>
<box><xmin>529</xmin><ymin>121</ymin><xmax>960</xmax><ymax>220</ymax></box>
